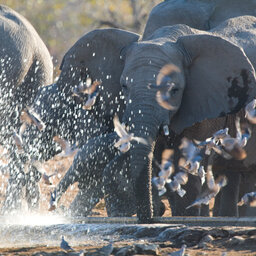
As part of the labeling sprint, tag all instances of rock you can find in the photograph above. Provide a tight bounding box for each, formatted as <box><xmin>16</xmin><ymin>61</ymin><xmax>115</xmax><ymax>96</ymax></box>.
<box><xmin>115</xmin><ymin>246</ymin><xmax>134</xmax><ymax>256</ymax></box>
<box><xmin>226</xmin><ymin>236</ymin><xmax>245</xmax><ymax>246</ymax></box>
<box><xmin>134</xmin><ymin>243</ymin><xmax>159</xmax><ymax>255</ymax></box>
<box><xmin>134</xmin><ymin>226</ymin><xmax>170</xmax><ymax>238</ymax></box>
<box><xmin>157</xmin><ymin>227</ymin><xmax>188</xmax><ymax>241</ymax></box>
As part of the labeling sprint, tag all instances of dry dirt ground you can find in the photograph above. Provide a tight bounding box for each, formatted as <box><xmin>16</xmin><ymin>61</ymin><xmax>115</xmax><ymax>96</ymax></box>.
<box><xmin>0</xmin><ymin>153</ymin><xmax>256</xmax><ymax>255</ymax></box>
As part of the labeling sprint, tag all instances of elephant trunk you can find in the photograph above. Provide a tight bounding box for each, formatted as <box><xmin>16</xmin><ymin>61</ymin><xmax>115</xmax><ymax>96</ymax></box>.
<box><xmin>128</xmin><ymin>104</ymin><xmax>165</xmax><ymax>223</ymax></box>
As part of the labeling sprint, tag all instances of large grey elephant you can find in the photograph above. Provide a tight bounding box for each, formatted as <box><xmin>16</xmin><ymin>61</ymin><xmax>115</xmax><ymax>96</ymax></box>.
<box><xmin>19</xmin><ymin>29</ymin><xmax>140</xmax><ymax>215</ymax></box>
<box><xmin>141</xmin><ymin>0</ymin><xmax>256</xmax><ymax>218</ymax></box>
<box><xmin>0</xmin><ymin>5</ymin><xmax>53</xmax><ymax>213</ymax></box>
<box><xmin>102</xmin><ymin>15</ymin><xmax>256</xmax><ymax>222</ymax></box>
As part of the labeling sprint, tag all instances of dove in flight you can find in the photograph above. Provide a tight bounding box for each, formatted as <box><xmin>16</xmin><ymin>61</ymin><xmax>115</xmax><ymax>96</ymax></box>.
<box><xmin>31</xmin><ymin>160</ymin><xmax>57</xmax><ymax>185</ymax></box>
<box><xmin>237</xmin><ymin>191</ymin><xmax>256</xmax><ymax>207</ymax></box>
<box><xmin>73</xmin><ymin>78</ymin><xmax>101</xmax><ymax>110</ymax></box>
<box><xmin>148</xmin><ymin>64</ymin><xmax>180</xmax><ymax>111</ymax></box>
<box><xmin>12</xmin><ymin>123</ymin><xmax>27</xmax><ymax>152</ymax></box>
<box><xmin>167</xmin><ymin>171</ymin><xmax>188</xmax><ymax>198</ymax></box>
<box><xmin>245</xmin><ymin>99</ymin><xmax>256</xmax><ymax>124</ymax></box>
<box><xmin>20</xmin><ymin>105</ymin><xmax>45</xmax><ymax>131</ymax></box>
<box><xmin>113</xmin><ymin>114</ymin><xmax>148</xmax><ymax>153</ymax></box>
<box><xmin>48</xmin><ymin>190</ymin><xmax>57</xmax><ymax>211</ymax></box>
<box><xmin>186</xmin><ymin>166</ymin><xmax>227</xmax><ymax>209</ymax></box>
<box><xmin>153</xmin><ymin>149</ymin><xmax>174</xmax><ymax>196</ymax></box>
<box><xmin>53</xmin><ymin>136</ymin><xmax>78</xmax><ymax>160</ymax></box>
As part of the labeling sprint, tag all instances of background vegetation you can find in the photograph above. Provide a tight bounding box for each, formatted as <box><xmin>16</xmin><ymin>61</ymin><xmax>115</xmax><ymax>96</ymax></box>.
<box><xmin>2</xmin><ymin>0</ymin><xmax>162</xmax><ymax>74</ymax></box>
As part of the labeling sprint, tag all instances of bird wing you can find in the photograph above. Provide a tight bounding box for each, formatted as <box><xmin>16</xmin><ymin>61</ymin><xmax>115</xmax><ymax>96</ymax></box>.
<box><xmin>206</xmin><ymin>167</ymin><xmax>215</xmax><ymax>191</ymax></box>
<box><xmin>31</xmin><ymin>160</ymin><xmax>45</xmax><ymax>174</ymax></box>
<box><xmin>133</xmin><ymin>136</ymin><xmax>148</xmax><ymax>145</ymax></box>
<box><xmin>53</xmin><ymin>136</ymin><xmax>70</xmax><ymax>152</ymax></box>
<box><xmin>88</xmin><ymin>80</ymin><xmax>101</xmax><ymax>94</ymax></box>
<box><xmin>156</xmin><ymin>91</ymin><xmax>177</xmax><ymax>110</ymax></box>
<box><xmin>19</xmin><ymin>123</ymin><xmax>27</xmax><ymax>136</ymax></box>
<box><xmin>113</xmin><ymin>115</ymin><xmax>127</xmax><ymax>137</ymax></box>
<box><xmin>20</xmin><ymin>109</ymin><xmax>33</xmax><ymax>124</ymax></box>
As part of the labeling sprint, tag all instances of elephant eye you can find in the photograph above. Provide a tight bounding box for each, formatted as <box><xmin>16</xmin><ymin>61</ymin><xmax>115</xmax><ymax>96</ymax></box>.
<box><xmin>170</xmin><ymin>87</ymin><xmax>179</xmax><ymax>96</ymax></box>
<box><xmin>122</xmin><ymin>83</ymin><xmax>128</xmax><ymax>90</ymax></box>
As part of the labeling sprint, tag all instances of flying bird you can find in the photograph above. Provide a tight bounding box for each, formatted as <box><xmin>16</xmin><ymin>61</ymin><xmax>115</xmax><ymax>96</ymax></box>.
<box><xmin>216</xmin><ymin>118</ymin><xmax>250</xmax><ymax>160</ymax></box>
<box><xmin>20</xmin><ymin>105</ymin><xmax>45</xmax><ymax>131</ymax></box>
<box><xmin>148</xmin><ymin>64</ymin><xmax>180</xmax><ymax>110</ymax></box>
<box><xmin>53</xmin><ymin>136</ymin><xmax>79</xmax><ymax>160</ymax></box>
<box><xmin>48</xmin><ymin>190</ymin><xmax>57</xmax><ymax>211</ymax></box>
<box><xmin>73</xmin><ymin>79</ymin><xmax>101</xmax><ymax>110</ymax></box>
<box><xmin>179</xmin><ymin>138</ymin><xmax>203</xmax><ymax>175</ymax></box>
<box><xmin>167</xmin><ymin>171</ymin><xmax>188</xmax><ymax>197</ymax></box>
<box><xmin>113</xmin><ymin>114</ymin><xmax>148</xmax><ymax>153</ymax></box>
<box><xmin>31</xmin><ymin>161</ymin><xmax>57</xmax><ymax>185</ymax></box>
<box><xmin>237</xmin><ymin>191</ymin><xmax>256</xmax><ymax>207</ymax></box>
<box><xmin>186</xmin><ymin>166</ymin><xmax>227</xmax><ymax>209</ymax></box>
<box><xmin>12</xmin><ymin>123</ymin><xmax>27</xmax><ymax>152</ymax></box>
<box><xmin>60</xmin><ymin>236</ymin><xmax>74</xmax><ymax>252</ymax></box>
<box><xmin>82</xmin><ymin>90</ymin><xmax>99</xmax><ymax>110</ymax></box>
<box><xmin>245</xmin><ymin>98</ymin><xmax>256</xmax><ymax>124</ymax></box>
<box><xmin>152</xmin><ymin>149</ymin><xmax>174</xmax><ymax>196</ymax></box>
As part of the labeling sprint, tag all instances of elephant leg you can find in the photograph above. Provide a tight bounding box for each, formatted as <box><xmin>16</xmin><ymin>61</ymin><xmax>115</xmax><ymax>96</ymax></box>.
<box><xmin>238</xmin><ymin>172</ymin><xmax>256</xmax><ymax>217</ymax></box>
<box><xmin>24</xmin><ymin>166</ymin><xmax>41</xmax><ymax>211</ymax></box>
<box><xmin>171</xmin><ymin>174</ymin><xmax>202</xmax><ymax>216</ymax></box>
<box><xmin>218</xmin><ymin>171</ymin><xmax>241</xmax><ymax>217</ymax></box>
<box><xmin>54</xmin><ymin>133</ymin><xmax>118</xmax><ymax>216</ymax></box>
<box><xmin>69</xmin><ymin>183</ymin><xmax>103</xmax><ymax>217</ymax></box>
<box><xmin>212</xmin><ymin>190</ymin><xmax>221</xmax><ymax>217</ymax></box>
<box><xmin>104</xmin><ymin>152</ymin><xmax>165</xmax><ymax>217</ymax></box>
<box><xmin>104</xmin><ymin>152</ymin><xmax>136</xmax><ymax>217</ymax></box>
<box><xmin>1</xmin><ymin>165</ymin><xmax>26</xmax><ymax>214</ymax></box>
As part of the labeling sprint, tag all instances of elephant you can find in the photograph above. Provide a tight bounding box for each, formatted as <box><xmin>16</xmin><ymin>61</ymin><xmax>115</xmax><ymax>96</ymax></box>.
<box><xmin>143</xmin><ymin>0</ymin><xmax>256</xmax><ymax>40</ymax></box>
<box><xmin>18</xmin><ymin>29</ymin><xmax>140</xmax><ymax>215</ymax></box>
<box><xmin>98</xmin><ymin>15</ymin><xmax>256</xmax><ymax>223</ymax></box>
<box><xmin>141</xmin><ymin>0</ymin><xmax>256</xmax><ymax>217</ymax></box>
<box><xmin>0</xmin><ymin>5</ymin><xmax>53</xmax><ymax>213</ymax></box>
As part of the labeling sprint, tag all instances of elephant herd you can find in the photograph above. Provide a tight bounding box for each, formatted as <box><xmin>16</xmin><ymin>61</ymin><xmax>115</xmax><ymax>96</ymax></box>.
<box><xmin>1</xmin><ymin>0</ymin><xmax>256</xmax><ymax>223</ymax></box>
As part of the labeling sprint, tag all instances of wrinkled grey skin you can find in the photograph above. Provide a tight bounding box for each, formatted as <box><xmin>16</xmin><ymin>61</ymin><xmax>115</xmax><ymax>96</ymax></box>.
<box><xmin>108</xmin><ymin>16</ymin><xmax>256</xmax><ymax>223</ymax></box>
<box><xmin>0</xmin><ymin>5</ymin><xmax>53</xmax><ymax>213</ymax></box>
<box><xmin>143</xmin><ymin>0</ymin><xmax>256</xmax><ymax>40</ymax></box>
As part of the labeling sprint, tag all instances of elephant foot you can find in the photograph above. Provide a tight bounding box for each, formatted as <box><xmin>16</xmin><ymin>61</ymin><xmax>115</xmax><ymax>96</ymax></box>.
<box><xmin>1</xmin><ymin>181</ymin><xmax>24</xmax><ymax>215</ymax></box>
<box><xmin>69</xmin><ymin>186</ymin><xmax>103</xmax><ymax>217</ymax></box>
<box><xmin>105</xmin><ymin>191</ymin><xmax>136</xmax><ymax>217</ymax></box>
<box><xmin>25</xmin><ymin>182</ymin><xmax>40</xmax><ymax>211</ymax></box>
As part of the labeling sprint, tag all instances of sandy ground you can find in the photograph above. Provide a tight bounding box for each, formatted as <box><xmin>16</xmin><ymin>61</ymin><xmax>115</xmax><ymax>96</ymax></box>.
<box><xmin>0</xmin><ymin>153</ymin><xmax>255</xmax><ymax>255</ymax></box>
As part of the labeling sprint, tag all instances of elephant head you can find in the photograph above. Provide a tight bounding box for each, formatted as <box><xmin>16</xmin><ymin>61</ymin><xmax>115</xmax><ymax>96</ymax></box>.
<box><xmin>24</xmin><ymin>29</ymin><xmax>139</xmax><ymax>161</ymax></box>
<box><xmin>119</xmin><ymin>24</ymin><xmax>256</xmax><ymax>222</ymax></box>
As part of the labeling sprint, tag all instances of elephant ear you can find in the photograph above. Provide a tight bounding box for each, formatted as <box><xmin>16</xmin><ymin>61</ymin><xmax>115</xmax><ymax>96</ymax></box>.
<box><xmin>170</xmin><ymin>34</ymin><xmax>256</xmax><ymax>134</ymax></box>
<box><xmin>58</xmin><ymin>28</ymin><xmax>140</xmax><ymax>116</ymax></box>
